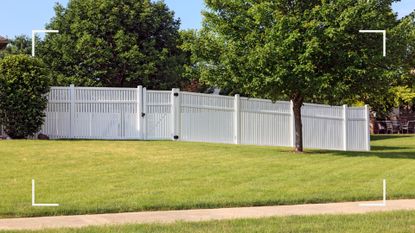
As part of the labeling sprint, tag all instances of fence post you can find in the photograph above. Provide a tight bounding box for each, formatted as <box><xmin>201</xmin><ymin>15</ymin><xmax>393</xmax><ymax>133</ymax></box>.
<box><xmin>290</xmin><ymin>101</ymin><xmax>296</xmax><ymax>147</ymax></box>
<box><xmin>142</xmin><ymin>87</ymin><xmax>147</xmax><ymax>140</ymax></box>
<box><xmin>69</xmin><ymin>84</ymin><xmax>75</xmax><ymax>138</ymax></box>
<box><xmin>137</xmin><ymin>86</ymin><xmax>144</xmax><ymax>140</ymax></box>
<box><xmin>343</xmin><ymin>104</ymin><xmax>348</xmax><ymax>151</ymax></box>
<box><xmin>234</xmin><ymin>94</ymin><xmax>241</xmax><ymax>144</ymax></box>
<box><xmin>365</xmin><ymin>105</ymin><xmax>371</xmax><ymax>151</ymax></box>
<box><xmin>171</xmin><ymin>88</ymin><xmax>181</xmax><ymax>140</ymax></box>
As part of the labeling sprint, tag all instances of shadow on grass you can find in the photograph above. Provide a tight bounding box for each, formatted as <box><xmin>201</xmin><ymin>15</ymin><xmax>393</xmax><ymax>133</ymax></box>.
<box><xmin>371</xmin><ymin>145</ymin><xmax>413</xmax><ymax>151</ymax></box>
<box><xmin>331</xmin><ymin>151</ymin><xmax>415</xmax><ymax>159</ymax></box>
<box><xmin>317</xmin><ymin>145</ymin><xmax>415</xmax><ymax>160</ymax></box>
<box><xmin>371</xmin><ymin>135</ymin><xmax>414</xmax><ymax>141</ymax></box>
<box><xmin>310</xmin><ymin>135</ymin><xmax>415</xmax><ymax>160</ymax></box>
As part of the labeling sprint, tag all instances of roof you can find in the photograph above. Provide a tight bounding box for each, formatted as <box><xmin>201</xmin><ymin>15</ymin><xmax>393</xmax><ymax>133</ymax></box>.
<box><xmin>0</xmin><ymin>36</ymin><xmax>8</xmax><ymax>50</ymax></box>
<box><xmin>0</xmin><ymin>36</ymin><xmax>7</xmax><ymax>42</ymax></box>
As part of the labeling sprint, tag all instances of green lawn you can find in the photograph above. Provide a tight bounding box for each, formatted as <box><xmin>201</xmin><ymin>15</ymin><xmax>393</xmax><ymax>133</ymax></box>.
<box><xmin>3</xmin><ymin>211</ymin><xmax>415</xmax><ymax>233</ymax></box>
<box><xmin>0</xmin><ymin>135</ymin><xmax>415</xmax><ymax>218</ymax></box>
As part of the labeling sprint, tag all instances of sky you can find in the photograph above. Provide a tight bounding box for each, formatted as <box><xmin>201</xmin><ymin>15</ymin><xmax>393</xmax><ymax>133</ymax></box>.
<box><xmin>0</xmin><ymin>0</ymin><xmax>414</xmax><ymax>38</ymax></box>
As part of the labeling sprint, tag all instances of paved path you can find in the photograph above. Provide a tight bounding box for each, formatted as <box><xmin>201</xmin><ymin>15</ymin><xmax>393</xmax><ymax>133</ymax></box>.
<box><xmin>1</xmin><ymin>200</ymin><xmax>415</xmax><ymax>230</ymax></box>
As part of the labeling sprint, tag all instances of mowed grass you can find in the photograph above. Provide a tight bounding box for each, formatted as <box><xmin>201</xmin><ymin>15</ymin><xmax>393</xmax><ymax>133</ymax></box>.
<box><xmin>4</xmin><ymin>211</ymin><xmax>415</xmax><ymax>233</ymax></box>
<box><xmin>0</xmin><ymin>135</ymin><xmax>415</xmax><ymax>218</ymax></box>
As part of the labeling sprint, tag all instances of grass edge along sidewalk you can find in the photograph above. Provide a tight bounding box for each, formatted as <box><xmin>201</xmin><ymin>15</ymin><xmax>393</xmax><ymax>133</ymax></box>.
<box><xmin>0</xmin><ymin>135</ymin><xmax>415</xmax><ymax>218</ymax></box>
<box><xmin>1</xmin><ymin>199</ymin><xmax>415</xmax><ymax>231</ymax></box>
<box><xmin>2</xmin><ymin>210</ymin><xmax>415</xmax><ymax>232</ymax></box>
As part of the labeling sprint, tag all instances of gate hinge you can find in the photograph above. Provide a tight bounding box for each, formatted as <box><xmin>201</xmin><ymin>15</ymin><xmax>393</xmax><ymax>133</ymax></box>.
<box><xmin>174</xmin><ymin>135</ymin><xmax>179</xmax><ymax>140</ymax></box>
<box><xmin>174</xmin><ymin>93</ymin><xmax>179</xmax><ymax>97</ymax></box>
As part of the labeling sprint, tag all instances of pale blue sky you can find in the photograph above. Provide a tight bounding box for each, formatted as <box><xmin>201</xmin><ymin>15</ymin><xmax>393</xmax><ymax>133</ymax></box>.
<box><xmin>0</xmin><ymin>0</ymin><xmax>414</xmax><ymax>38</ymax></box>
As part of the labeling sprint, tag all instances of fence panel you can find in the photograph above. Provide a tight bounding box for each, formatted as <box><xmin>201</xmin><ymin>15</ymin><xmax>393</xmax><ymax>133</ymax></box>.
<box><xmin>41</xmin><ymin>86</ymin><xmax>140</xmax><ymax>140</ymax></box>
<box><xmin>302</xmin><ymin>104</ymin><xmax>345</xmax><ymax>150</ymax></box>
<box><xmin>240</xmin><ymin>98</ymin><xmax>292</xmax><ymax>147</ymax></box>
<box><xmin>180</xmin><ymin>92</ymin><xmax>234</xmax><ymax>143</ymax></box>
<box><xmin>347</xmin><ymin>107</ymin><xmax>370</xmax><ymax>151</ymax></box>
<box><xmin>41</xmin><ymin>87</ymin><xmax>72</xmax><ymax>139</ymax></box>
<box><xmin>73</xmin><ymin>87</ymin><xmax>138</xmax><ymax>139</ymax></box>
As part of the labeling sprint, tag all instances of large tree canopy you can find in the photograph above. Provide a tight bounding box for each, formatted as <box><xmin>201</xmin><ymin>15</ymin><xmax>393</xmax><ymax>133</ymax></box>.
<box><xmin>195</xmin><ymin>0</ymin><xmax>415</xmax><ymax>151</ymax></box>
<box><xmin>39</xmin><ymin>0</ymin><xmax>187</xmax><ymax>89</ymax></box>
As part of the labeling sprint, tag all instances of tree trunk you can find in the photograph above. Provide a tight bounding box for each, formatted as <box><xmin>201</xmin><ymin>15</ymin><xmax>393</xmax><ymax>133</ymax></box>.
<box><xmin>292</xmin><ymin>93</ymin><xmax>304</xmax><ymax>152</ymax></box>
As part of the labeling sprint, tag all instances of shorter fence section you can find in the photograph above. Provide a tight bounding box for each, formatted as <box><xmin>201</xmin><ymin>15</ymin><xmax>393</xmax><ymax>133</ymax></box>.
<box><xmin>2</xmin><ymin>85</ymin><xmax>371</xmax><ymax>151</ymax></box>
<box><xmin>240</xmin><ymin>97</ymin><xmax>292</xmax><ymax>147</ymax></box>
<box><xmin>180</xmin><ymin>92</ymin><xmax>235</xmax><ymax>144</ymax></box>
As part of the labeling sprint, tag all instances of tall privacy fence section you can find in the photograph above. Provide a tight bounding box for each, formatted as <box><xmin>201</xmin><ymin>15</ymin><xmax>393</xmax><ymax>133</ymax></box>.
<box><xmin>2</xmin><ymin>85</ymin><xmax>370</xmax><ymax>151</ymax></box>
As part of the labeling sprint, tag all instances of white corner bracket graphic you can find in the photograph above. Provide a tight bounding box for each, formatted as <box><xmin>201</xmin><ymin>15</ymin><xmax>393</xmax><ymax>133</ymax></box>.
<box><xmin>32</xmin><ymin>179</ymin><xmax>59</xmax><ymax>207</ymax></box>
<box><xmin>358</xmin><ymin>30</ymin><xmax>386</xmax><ymax>57</ymax></box>
<box><xmin>31</xmin><ymin>29</ymin><xmax>59</xmax><ymax>57</ymax></box>
<box><xmin>359</xmin><ymin>179</ymin><xmax>387</xmax><ymax>207</ymax></box>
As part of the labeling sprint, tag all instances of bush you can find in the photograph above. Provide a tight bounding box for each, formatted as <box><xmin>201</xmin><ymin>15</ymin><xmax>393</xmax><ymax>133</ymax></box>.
<box><xmin>0</xmin><ymin>55</ymin><xmax>50</xmax><ymax>139</ymax></box>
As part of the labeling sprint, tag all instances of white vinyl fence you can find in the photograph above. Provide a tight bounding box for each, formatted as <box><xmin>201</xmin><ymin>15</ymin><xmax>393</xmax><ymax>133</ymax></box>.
<box><xmin>3</xmin><ymin>85</ymin><xmax>371</xmax><ymax>151</ymax></box>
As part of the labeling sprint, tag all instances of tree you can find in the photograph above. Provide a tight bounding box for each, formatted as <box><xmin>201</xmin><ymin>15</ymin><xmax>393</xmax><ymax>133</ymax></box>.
<box><xmin>179</xmin><ymin>29</ymin><xmax>210</xmax><ymax>92</ymax></box>
<box><xmin>195</xmin><ymin>0</ymin><xmax>414</xmax><ymax>152</ymax></box>
<box><xmin>0</xmin><ymin>55</ymin><xmax>50</xmax><ymax>139</ymax></box>
<box><xmin>38</xmin><ymin>0</ymin><xmax>187</xmax><ymax>89</ymax></box>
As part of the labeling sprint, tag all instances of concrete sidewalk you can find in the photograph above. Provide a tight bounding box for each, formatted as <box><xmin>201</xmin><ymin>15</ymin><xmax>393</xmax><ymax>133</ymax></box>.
<box><xmin>1</xmin><ymin>199</ymin><xmax>415</xmax><ymax>231</ymax></box>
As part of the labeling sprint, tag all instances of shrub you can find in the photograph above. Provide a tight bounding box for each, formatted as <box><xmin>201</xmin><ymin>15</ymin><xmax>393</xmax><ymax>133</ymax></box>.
<box><xmin>0</xmin><ymin>55</ymin><xmax>50</xmax><ymax>139</ymax></box>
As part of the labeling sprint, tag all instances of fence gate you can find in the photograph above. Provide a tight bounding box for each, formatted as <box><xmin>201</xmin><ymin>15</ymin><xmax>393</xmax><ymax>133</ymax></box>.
<box><xmin>144</xmin><ymin>90</ymin><xmax>172</xmax><ymax>140</ymax></box>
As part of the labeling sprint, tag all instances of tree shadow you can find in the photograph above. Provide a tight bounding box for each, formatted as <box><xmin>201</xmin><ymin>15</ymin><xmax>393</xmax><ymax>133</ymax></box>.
<box><xmin>371</xmin><ymin>135</ymin><xmax>414</xmax><ymax>141</ymax></box>
<box><xmin>346</xmin><ymin>134</ymin><xmax>413</xmax><ymax>159</ymax></box>
<box><xmin>308</xmin><ymin>135</ymin><xmax>415</xmax><ymax>159</ymax></box>
<box><xmin>371</xmin><ymin>145</ymin><xmax>412</xmax><ymax>151</ymax></box>
<box><xmin>317</xmin><ymin>146</ymin><xmax>415</xmax><ymax>160</ymax></box>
